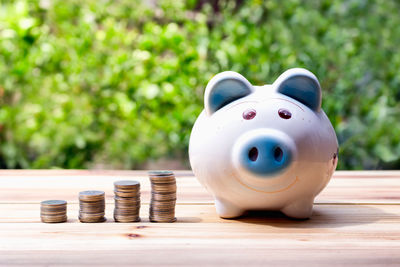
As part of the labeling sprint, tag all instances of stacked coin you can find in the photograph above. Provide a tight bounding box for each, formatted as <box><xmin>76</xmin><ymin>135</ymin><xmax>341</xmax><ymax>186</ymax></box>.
<box><xmin>149</xmin><ymin>171</ymin><xmax>177</xmax><ymax>222</ymax></box>
<box><xmin>40</xmin><ymin>200</ymin><xmax>67</xmax><ymax>223</ymax></box>
<box><xmin>79</xmin><ymin>190</ymin><xmax>106</xmax><ymax>223</ymax></box>
<box><xmin>114</xmin><ymin>180</ymin><xmax>141</xmax><ymax>222</ymax></box>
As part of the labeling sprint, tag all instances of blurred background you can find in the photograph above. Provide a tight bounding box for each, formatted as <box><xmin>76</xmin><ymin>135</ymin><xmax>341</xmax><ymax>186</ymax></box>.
<box><xmin>0</xmin><ymin>0</ymin><xmax>399</xmax><ymax>170</ymax></box>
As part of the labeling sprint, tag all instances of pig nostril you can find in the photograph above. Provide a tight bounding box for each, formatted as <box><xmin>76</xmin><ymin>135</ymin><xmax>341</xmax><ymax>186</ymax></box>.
<box><xmin>274</xmin><ymin>147</ymin><xmax>283</xmax><ymax>162</ymax></box>
<box><xmin>248</xmin><ymin>147</ymin><xmax>258</xmax><ymax>162</ymax></box>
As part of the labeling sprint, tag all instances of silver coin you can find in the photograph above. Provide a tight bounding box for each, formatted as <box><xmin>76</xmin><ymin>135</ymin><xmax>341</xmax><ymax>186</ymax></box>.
<box><xmin>41</xmin><ymin>200</ymin><xmax>67</xmax><ymax>206</ymax></box>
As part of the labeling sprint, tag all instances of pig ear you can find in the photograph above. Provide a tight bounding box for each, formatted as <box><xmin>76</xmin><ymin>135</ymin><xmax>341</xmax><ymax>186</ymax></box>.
<box><xmin>274</xmin><ymin>68</ymin><xmax>322</xmax><ymax>112</ymax></box>
<box><xmin>205</xmin><ymin>71</ymin><xmax>254</xmax><ymax>115</ymax></box>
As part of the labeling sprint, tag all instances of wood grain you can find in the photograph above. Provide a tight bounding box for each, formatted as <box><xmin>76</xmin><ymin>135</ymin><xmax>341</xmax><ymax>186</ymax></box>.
<box><xmin>0</xmin><ymin>170</ymin><xmax>399</xmax><ymax>266</ymax></box>
<box><xmin>0</xmin><ymin>170</ymin><xmax>399</xmax><ymax>204</ymax></box>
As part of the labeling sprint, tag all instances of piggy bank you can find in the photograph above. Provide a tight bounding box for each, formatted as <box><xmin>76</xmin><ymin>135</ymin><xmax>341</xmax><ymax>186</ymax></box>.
<box><xmin>189</xmin><ymin>68</ymin><xmax>338</xmax><ymax>219</ymax></box>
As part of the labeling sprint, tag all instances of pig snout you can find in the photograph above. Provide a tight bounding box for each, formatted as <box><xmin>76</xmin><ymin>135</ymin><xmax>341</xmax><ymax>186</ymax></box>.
<box><xmin>232</xmin><ymin>129</ymin><xmax>295</xmax><ymax>177</ymax></box>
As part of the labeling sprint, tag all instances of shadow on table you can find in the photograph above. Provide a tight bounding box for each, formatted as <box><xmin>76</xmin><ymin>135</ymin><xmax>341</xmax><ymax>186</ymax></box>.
<box><xmin>117</xmin><ymin>217</ymin><xmax>202</xmax><ymax>224</ymax></box>
<box><xmin>232</xmin><ymin>204</ymin><xmax>398</xmax><ymax>228</ymax></box>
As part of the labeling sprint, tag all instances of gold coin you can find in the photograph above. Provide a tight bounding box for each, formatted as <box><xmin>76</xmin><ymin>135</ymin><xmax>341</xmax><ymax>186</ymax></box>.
<box><xmin>148</xmin><ymin>171</ymin><xmax>177</xmax><ymax>223</ymax></box>
<box><xmin>151</xmin><ymin>195</ymin><xmax>176</xmax><ymax>201</ymax></box>
<box><xmin>79</xmin><ymin>190</ymin><xmax>105</xmax><ymax>201</ymax></box>
<box><xmin>114</xmin><ymin>180</ymin><xmax>140</xmax><ymax>189</ymax></box>
<box><xmin>149</xmin><ymin>172</ymin><xmax>175</xmax><ymax>176</ymax></box>
<box><xmin>149</xmin><ymin>217</ymin><xmax>176</xmax><ymax>223</ymax></box>
<box><xmin>40</xmin><ymin>211</ymin><xmax>67</xmax><ymax>216</ymax></box>
<box><xmin>41</xmin><ymin>215</ymin><xmax>68</xmax><ymax>223</ymax></box>
<box><xmin>41</xmin><ymin>200</ymin><xmax>67</xmax><ymax>206</ymax></box>
<box><xmin>80</xmin><ymin>208</ymin><xmax>105</xmax><ymax>213</ymax></box>
<box><xmin>114</xmin><ymin>190</ymin><xmax>139</xmax><ymax>198</ymax></box>
<box><xmin>114</xmin><ymin>197</ymin><xmax>141</xmax><ymax>203</ymax></box>
<box><xmin>40</xmin><ymin>200</ymin><xmax>68</xmax><ymax>223</ymax></box>
<box><xmin>114</xmin><ymin>215</ymin><xmax>140</xmax><ymax>223</ymax></box>
<box><xmin>79</xmin><ymin>216</ymin><xmax>106</xmax><ymax>223</ymax></box>
<box><xmin>115</xmin><ymin>205</ymin><xmax>140</xmax><ymax>209</ymax></box>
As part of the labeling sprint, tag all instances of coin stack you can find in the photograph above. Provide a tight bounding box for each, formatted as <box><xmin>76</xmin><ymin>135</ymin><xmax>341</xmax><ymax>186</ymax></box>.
<box><xmin>114</xmin><ymin>180</ymin><xmax>141</xmax><ymax>222</ymax></box>
<box><xmin>79</xmin><ymin>190</ymin><xmax>106</xmax><ymax>223</ymax></box>
<box><xmin>149</xmin><ymin>171</ymin><xmax>177</xmax><ymax>223</ymax></box>
<box><xmin>40</xmin><ymin>200</ymin><xmax>67</xmax><ymax>223</ymax></box>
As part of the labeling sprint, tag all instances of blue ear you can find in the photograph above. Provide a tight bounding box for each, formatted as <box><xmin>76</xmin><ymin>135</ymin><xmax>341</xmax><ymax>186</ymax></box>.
<box><xmin>205</xmin><ymin>71</ymin><xmax>254</xmax><ymax>115</ymax></box>
<box><xmin>275</xmin><ymin>68</ymin><xmax>322</xmax><ymax>112</ymax></box>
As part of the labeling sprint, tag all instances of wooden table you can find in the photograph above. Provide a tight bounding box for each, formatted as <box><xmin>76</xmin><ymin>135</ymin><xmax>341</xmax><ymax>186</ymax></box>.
<box><xmin>0</xmin><ymin>170</ymin><xmax>399</xmax><ymax>266</ymax></box>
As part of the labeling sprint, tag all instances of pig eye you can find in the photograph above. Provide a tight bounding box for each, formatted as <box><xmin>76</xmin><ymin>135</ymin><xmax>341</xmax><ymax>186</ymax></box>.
<box><xmin>278</xmin><ymin>108</ymin><xmax>292</xmax><ymax>119</ymax></box>
<box><xmin>243</xmin><ymin>109</ymin><xmax>256</xmax><ymax>120</ymax></box>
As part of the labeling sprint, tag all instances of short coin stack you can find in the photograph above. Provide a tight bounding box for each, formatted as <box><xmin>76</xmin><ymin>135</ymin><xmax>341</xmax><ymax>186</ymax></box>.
<box><xmin>79</xmin><ymin>190</ymin><xmax>106</xmax><ymax>223</ymax></box>
<box><xmin>40</xmin><ymin>200</ymin><xmax>67</xmax><ymax>223</ymax></box>
<box><xmin>149</xmin><ymin>171</ymin><xmax>177</xmax><ymax>223</ymax></box>
<box><xmin>114</xmin><ymin>180</ymin><xmax>141</xmax><ymax>222</ymax></box>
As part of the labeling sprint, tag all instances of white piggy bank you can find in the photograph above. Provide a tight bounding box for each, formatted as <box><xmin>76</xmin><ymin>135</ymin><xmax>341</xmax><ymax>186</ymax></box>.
<box><xmin>189</xmin><ymin>68</ymin><xmax>338</xmax><ymax>219</ymax></box>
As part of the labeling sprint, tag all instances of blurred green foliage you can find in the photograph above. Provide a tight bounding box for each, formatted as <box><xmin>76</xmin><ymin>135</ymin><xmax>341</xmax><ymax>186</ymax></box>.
<box><xmin>0</xmin><ymin>0</ymin><xmax>399</xmax><ymax>169</ymax></box>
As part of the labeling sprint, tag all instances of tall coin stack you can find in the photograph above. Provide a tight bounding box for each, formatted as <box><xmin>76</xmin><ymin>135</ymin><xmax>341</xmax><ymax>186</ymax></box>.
<box><xmin>79</xmin><ymin>190</ymin><xmax>106</xmax><ymax>223</ymax></box>
<box><xmin>149</xmin><ymin>171</ymin><xmax>177</xmax><ymax>223</ymax></box>
<box><xmin>40</xmin><ymin>200</ymin><xmax>67</xmax><ymax>223</ymax></box>
<box><xmin>114</xmin><ymin>180</ymin><xmax>141</xmax><ymax>222</ymax></box>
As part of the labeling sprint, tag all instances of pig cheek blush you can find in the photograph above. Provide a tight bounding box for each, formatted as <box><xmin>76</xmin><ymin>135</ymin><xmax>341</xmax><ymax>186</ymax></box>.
<box><xmin>278</xmin><ymin>108</ymin><xmax>292</xmax><ymax>119</ymax></box>
<box><xmin>242</xmin><ymin>109</ymin><xmax>256</xmax><ymax>120</ymax></box>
